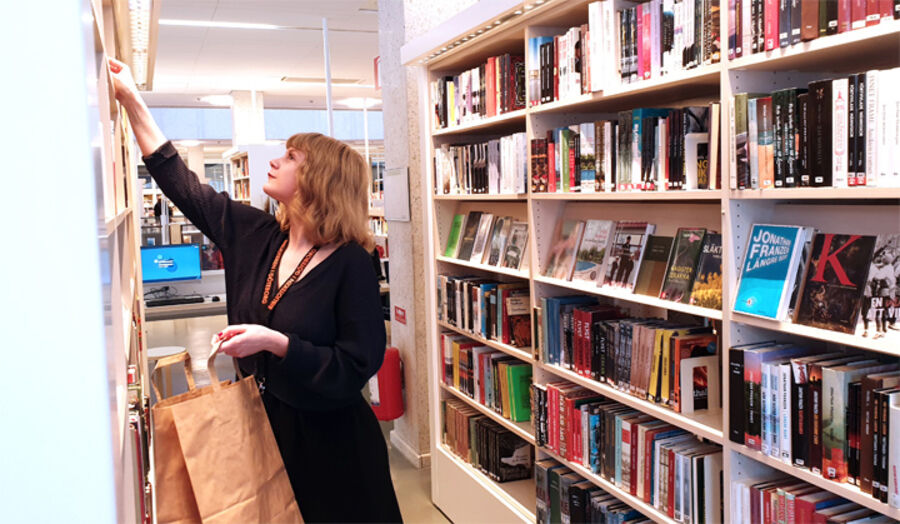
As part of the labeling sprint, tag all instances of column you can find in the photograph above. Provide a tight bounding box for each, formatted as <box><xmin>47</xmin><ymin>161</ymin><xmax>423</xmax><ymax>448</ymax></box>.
<box><xmin>230</xmin><ymin>90</ymin><xmax>266</xmax><ymax>145</ymax></box>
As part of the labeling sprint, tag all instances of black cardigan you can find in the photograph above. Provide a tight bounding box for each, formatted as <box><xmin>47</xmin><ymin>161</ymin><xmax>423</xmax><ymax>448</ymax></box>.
<box><xmin>143</xmin><ymin>141</ymin><xmax>386</xmax><ymax>411</ymax></box>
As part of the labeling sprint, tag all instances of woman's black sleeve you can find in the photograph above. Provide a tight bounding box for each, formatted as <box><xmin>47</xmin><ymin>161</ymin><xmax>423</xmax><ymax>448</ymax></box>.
<box><xmin>141</xmin><ymin>141</ymin><xmax>274</xmax><ymax>251</ymax></box>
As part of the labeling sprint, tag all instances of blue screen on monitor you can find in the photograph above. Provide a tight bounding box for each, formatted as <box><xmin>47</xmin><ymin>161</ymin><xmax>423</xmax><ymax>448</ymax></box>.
<box><xmin>141</xmin><ymin>244</ymin><xmax>202</xmax><ymax>283</ymax></box>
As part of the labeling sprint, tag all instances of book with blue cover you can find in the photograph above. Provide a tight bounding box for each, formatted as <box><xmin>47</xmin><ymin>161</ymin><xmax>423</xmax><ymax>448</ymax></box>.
<box><xmin>733</xmin><ymin>224</ymin><xmax>815</xmax><ymax>320</ymax></box>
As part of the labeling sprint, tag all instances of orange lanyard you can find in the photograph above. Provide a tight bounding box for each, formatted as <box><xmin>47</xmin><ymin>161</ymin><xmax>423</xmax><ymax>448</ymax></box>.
<box><xmin>261</xmin><ymin>239</ymin><xmax>319</xmax><ymax>311</ymax></box>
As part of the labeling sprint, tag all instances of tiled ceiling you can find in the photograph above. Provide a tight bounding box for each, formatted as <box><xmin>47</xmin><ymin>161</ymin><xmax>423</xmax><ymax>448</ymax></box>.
<box><xmin>143</xmin><ymin>0</ymin><xmax>381</xmax><ymax>109</ymax></box>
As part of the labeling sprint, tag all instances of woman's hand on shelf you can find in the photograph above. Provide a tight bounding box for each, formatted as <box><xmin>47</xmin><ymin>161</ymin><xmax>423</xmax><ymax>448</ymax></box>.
<box><xmin>214</xmin><ymin>324</ymin><xmax>290</xmax><ymax>359</ymax></box>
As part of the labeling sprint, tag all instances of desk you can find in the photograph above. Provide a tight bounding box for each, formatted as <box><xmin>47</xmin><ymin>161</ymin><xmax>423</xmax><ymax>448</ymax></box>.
<box><xmin>145</xmin><ymin>296</ymin><xmax>227</xmax><ymax>321</ymax></box>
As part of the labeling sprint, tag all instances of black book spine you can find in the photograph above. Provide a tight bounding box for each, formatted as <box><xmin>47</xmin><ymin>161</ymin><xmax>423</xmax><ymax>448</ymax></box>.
<box><xmin>630</xmin><ymin>8</ymin><xmax>639</xmax><ymax>80</ymax></box>
<box><xmin>848</xmin><ymin>381</ymin><xmax>861</xmax><ymax>484</ymax></box>
<box><xmin>785</xmin><ymin>89</ymin><xmax>800</xmax><ymax>187</ymax></box>
<box><xmin>879</xmin><ymin>391</ymin><xmax>891</xmax><ymax>502</ymax></box>
<box><xmin>825</xmin><ymin>0</ymin><xmax>839</xmax><ymax>34</ymax></box>
<box><xmin>809</xmin><ymin>79</ymin><xmax>833</xmax><ymax>186</ymax></box>
<box><xmin>729</xmin><ymin>348</ymin><xmax>746</xmax><ymax>444</ymax></box>
<box><xmin>855</xmin><ymin>72</ymin><xmax>866</xmax><ymax>184</ymax></box>
<box><xmin>780</xmin><ymin>0</ymin><xmax>792</xmax><ymax>47</ymax></box>
<box><xmin>791</xmin><ymin>0</ymin><xmax>803</xmax><ymax>43</ymax></box>
<box><xmin>792</xmin><ymin>375</ymin><xmax>808</xmax><ymax>466</ymax></box>
<box><xmin>810</xmin><ymin>375</ymin><xmax>824</xmax><ymax>473</ymax></box>
<box><xmin>818</xmin><ymin>0</ymin><xmax>829</xmax><ymax>35</ymax></box>
<box><xmin>798</xmin><ymin>93</ymin><xmax>811</xmax><ymax>186</ymax></box>
<box><xmin>873</xmin><ymin>389</ymin><xmax>882</xmax><ymax>496</ymax></box>
<box><xmin>848</xmin><ymin>75</ymin><xmax>857</xmax><ymax>186</ymax></box>
<box><xmin>773</xmin><ymin>90</ymin><xmax>786</xmax><ymax>187</ymax></box>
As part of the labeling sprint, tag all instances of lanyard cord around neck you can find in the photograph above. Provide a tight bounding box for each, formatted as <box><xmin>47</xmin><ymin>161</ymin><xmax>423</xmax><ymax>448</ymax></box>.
<box><xmin>261</xmin><ymin>239</ymin><xmax>320</xmax><ymax>311</ymax></box>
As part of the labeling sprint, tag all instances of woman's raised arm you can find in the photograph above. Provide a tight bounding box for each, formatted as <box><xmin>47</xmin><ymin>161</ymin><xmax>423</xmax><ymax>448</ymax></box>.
<box><xmin>108</xmin><ymin>57</ymin><xmax>167</xmax><ymax>156</ymax></box>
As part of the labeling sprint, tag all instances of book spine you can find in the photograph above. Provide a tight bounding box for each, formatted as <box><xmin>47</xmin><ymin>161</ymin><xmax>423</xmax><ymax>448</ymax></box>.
<box><xmin>832</xmin><ymin>78</ymin><xmax>850</xmax><ymax>188</ymax></box>
<box><xmin>779</xmin><ymin>364</ymin><xmax>792</xmax><ymax>463</ymax></box>
<box><xmin>798</xmin><ymin>93</ymin><xmax>811</xmax><ymax>186</ymax></box>
<box><xmin>801</xmin><ymin>0</ymin><xmax>819</xmax><ymax>38</ymax></box>
<box><xmin>780</xmin><ymin>0</ymin><xmax>792</xmax><ymax>46</ymax></box>
<box><xmin>730</xmin><ymin>348</ymin><xmax>747</xmax><ymax>443</ymax></box>
<box><xmin>810</xmin><ymin>370</ymin><xmax>824</xmax><ymax>474</ymax></box>
<box><xmin>839</xmin><ymin>0</ymin><xmax>853</xmax><ymax>30</ymax></box>
<box><xmin>855</xmin><ymin>73</ymin><xmax>866</xmax><ymax>186</ymax></box>
<box><xmin>791</xmin><ymin>0</ymin><xmax>803</xmax><ymax>42</ymax></box>
<box><xmin>825</xmin><ymin>0</ymin><xmax>839</xmax><ymax>34</ymax></box>
<box><xmin>792</xmin><ymin>365</ymin><xmax>809</xmax><ymax>466</ymax></box>
<box><xmin>766</xmin><ymin>0</ymin><xmax>781</xmax><ymax>49</ymax></box>
<box><xmin>736</xmin><ymin>93</ymin><xmax>751</xmax><ymax>189</ymax></box>
<box><xmin>786</xmin><ymin>90</ymin><xmax>799</xmax><ymax>187</ymax></box>
<box><xmin>865</xmin><ymin>70</ymin><xmax>878</xmax><ymax>187</ymax></box>
<box><xmin>773</xmin><ymin>91</ymin><xmax>786</xmax><ymax>187</ymax></box>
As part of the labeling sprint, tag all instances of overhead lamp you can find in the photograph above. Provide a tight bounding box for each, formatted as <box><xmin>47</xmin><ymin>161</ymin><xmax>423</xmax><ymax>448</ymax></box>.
<box><xmin>337</xmin><ymin>97</ymin><xmax>381</xmax><ymax>109</ymax></box>
<box><xmin>198</xmin><ymin>94</ymin><xmax>234</xmax><ymax>106</ymax></box>
<box><xmin>159</xmin><ymin>19</ymin><xmax>281</xmax><ymax>30</ymax></box>
<box><xmin>177</xmin><ymin>139</ymin><xmax>201</xmax><ymax>147</ymax></box>
<box><xmin>514</xmin><ymin>10</ymin><xmax>523</xmax><ymax>14</ymax></box>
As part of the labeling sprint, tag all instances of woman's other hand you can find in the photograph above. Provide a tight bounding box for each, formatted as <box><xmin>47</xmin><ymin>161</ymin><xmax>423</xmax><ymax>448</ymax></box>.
<box><xmin>215</xmin><ymin>324</ymin><xmax>290</xmax><ymax>359</ymax></box>
<box><xmin>107</xmin><ymin>57</ymin><xmax>140</xmax><ymax>104</ymax></box>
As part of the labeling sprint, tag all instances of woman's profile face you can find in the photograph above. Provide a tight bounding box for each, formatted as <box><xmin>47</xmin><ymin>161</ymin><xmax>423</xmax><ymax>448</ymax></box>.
<box><xmin>264</xmin><ymin>147</ymin><xmax>305</xmax><ymax>203</ymax></box>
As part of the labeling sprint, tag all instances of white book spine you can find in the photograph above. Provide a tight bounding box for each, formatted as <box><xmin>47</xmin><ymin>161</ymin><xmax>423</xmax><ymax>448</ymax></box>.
<box><xmin>748</xmin><ymin>97</ymin><xmax>760</xmax><ymax>189</ymax></box>
<box><xmin>865</xmin><ymin>69</ymin><xmax>879</xmax><ymax>186</ymax></box>
<box><xmin>832</xmin><ymin>78</ymin><xmax>849</xmax><ymax>188</ymax></box>
<box><xmin>741</xmin><ymin>0</ymin><xmax>751</xmax><ymax>60</ymax></box>
<box><xmin>889</xmin><ymin>403</ymin><xmax>900</xmax><ymax>508</ymax></box>
<box><xmin>589</xmin><ymin>2</ymin><xmax>602</xmax><ymax>91</ymax></box>
<box><xmin>730</xmin><ymin>97</ymin><xmax>738</xmax><ymax>189</ymax></box>
<box><xmin>651</xmin><ymin>0</ymin><xmax>662</xmax><ymax>79</ymax></box>
<box><xmin>889</xmin><ymin>67</ymin><xmax>900</xmax><ymax>187</ymax></box>
<box><xmin>761</xmin><ymin>361</ymin><xmax>772</xmax><ymax>455</ymax></box>
<box><xmin>780</xmin><ymin>363</ymin><xmax>793</xmax><ymax>464</ymax></box>
<box><xmin>878</xmin><ymin>68</ymin><xmax>892</xmax><ymax>187</ymax></box>
<box><xmin>770</xmin><ymin>362</ymin><xmax>781</xmax><ymax>458</ymax></box>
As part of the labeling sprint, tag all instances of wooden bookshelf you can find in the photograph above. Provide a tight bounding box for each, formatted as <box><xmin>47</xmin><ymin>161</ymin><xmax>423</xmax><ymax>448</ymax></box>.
<box><xmin>407</xmin><ymin>1</ymin><xmax>900</xmax><ymax>522</ymax></box>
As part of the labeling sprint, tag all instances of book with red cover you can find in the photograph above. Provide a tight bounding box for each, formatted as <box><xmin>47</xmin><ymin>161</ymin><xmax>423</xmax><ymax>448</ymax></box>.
<box><xmin>795</xmin><ymin>491</ymin><xmax>847</xmax><ymax>523</ymax></box>
<box><xmin>838</xmin><ymin>0</ymin><xmax>853</xmax><ymax>30</ymax></box>
<box><xmin>765</xmin><ymin>0</ymin><xmax>780</xmax><ymax>49</ymax></box>
<box><xmin>641</xmin><ymin>3</ymin><xmax>651</xmax><ymax>80</ymax></box>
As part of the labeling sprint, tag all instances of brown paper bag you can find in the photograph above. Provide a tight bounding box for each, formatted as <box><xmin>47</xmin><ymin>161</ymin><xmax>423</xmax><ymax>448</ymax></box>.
<box><xmin>151</xmin><ymin>346</ymin><xmax>303</xmax><ymax>524</ymax></box>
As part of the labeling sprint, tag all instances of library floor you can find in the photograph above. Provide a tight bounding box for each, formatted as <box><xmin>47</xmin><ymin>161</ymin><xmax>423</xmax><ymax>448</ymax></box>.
<box><xmin>146</xmin><ymin>314</ymin><xmax>449</xmax><ymax>524</ymax></box>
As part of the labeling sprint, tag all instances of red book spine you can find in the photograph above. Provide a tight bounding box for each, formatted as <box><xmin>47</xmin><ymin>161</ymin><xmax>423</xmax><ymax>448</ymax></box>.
<box><xmin>765</xmin><ymin>0</ymin><xmax>780</xmax><ymax>49</ymax></box>
<box><xmin>866</xmin><ymin>0</ymin><xmax>881</xmax><ymax>23</ymax></box>
<box><xmin>642</xmin><ymin>432</ymin><xmax>655</xmax><ymax>502</ymax></box>
<box><xmin>878</xmin><ymin>0</ymin><xmax>892</xmax><ymax>18</ymax></box>
<box><xmin>851</xmin><ymin>0</ymin><xmax>867</xmax><ymax>27</ymax></box>
<box><xmin>641</xmin><ymin>5</ymin><xmax>652</xmax><ymax>80</ymax></box>
<box><xmin>579</xmin><ymin>311</ymin><xmax>591</xmax><ymax>377</ymax></box>
<box><xmin>667</xmin><ymin>449</ymin><xmax>676</xmax><ymax>517</ymax></box>
<box><xmin>500</xmin><ymin>288</ymin><xmax>510</xmax><ymax>344</ymax></box>
<box><xmin>795</xmin><ymin>498</ymin><xmax>814</xmax><ymax>524</ymax></box>
<box><xmin>487</xmin><ymin>58</ymin><xmax>496</xmax><ymax>117</ymax></box>
<box><xmin>568</xmin><ymin>141</ymin><xmax>577</xmax><ymax>192</ymax></box>
<box><xmin>839</xmin><ymin>0</ymin><xmax>853</xmax><ymax>30</ymax></box>
<box><xmin>763</xmin><ymin>488</ymin><xmax>774</xmax><ymax>524</ymax></box>
<box><xmin>547</xmin><ymin>133</ymin><xmax>557</xmax><ymax>192</ymax></box>
<box><xmin>630</xmin><ymin>427</ymin><xmax>640</xmax><ymax>495</ymax></box>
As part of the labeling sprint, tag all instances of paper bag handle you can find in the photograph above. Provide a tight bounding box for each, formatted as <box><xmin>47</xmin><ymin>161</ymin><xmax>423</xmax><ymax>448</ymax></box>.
<box><xmin>150</xmin><ymin>351</ymin><xmax>195</xmax><ymax>400</ymax></box>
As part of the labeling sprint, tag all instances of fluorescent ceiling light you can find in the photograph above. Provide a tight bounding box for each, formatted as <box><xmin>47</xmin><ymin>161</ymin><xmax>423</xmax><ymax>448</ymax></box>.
<box><xmin>197</xmin><ymin>95</ymin><xmax>234</xmax><ymax>106</ymax></box>
<box><xmin>337</xmin><ymin>97</ymin><xmax>381</xmax><ymax>109</ymax></box>
<box><xmin>160</xmin><ymin>19</ymin><xmax>281</xmax><ymax>30</ymax></box>
<box><xmin>280</xmin><ymin>79</ymin><xmax>376</xmax><ymax>89</ymax></box>
<box><xmin>130</xmin><ymin>0</ymin><xmax>153</xmax><ymax>88</ymax></box>
<box><xmin>177</xmin><ymin>139</ymin><xmax>201</xmax><ymax>147</ymax></box>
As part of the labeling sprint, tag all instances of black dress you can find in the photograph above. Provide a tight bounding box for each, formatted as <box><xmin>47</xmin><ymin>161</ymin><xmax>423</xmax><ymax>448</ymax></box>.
<box><xmin>143</xmin><ymin>141</ymin><xmax>402</xmax><ymax>523</ymax></box>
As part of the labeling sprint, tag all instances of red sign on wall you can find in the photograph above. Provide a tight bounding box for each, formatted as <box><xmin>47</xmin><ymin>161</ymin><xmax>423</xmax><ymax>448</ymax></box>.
<box><xmin>394</xmin><ymin>306</ymin><xmax>406</xmax><ymax>325</ymax></box>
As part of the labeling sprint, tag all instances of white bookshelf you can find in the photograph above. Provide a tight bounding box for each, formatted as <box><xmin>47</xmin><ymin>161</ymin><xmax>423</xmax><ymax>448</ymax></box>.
<box><xmin>222</xmin><ymin>144</ymin><xmax>282</xmax><ymax>210</ymax></box>
<box><xmin>405</xmin><ymin>2</ymin><xmax>900</xmax><ymax>522</ymax></box>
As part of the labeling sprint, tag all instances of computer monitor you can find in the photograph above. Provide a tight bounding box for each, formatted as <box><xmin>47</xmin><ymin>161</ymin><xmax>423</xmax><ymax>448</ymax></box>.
<box><xmin>141</xmin><ymin>244</ymin><xmax>202</xmax><ymax>283</ymax></box>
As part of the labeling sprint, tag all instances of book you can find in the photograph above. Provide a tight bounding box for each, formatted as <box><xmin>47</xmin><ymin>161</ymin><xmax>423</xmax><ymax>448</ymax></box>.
<box><xmin>689</xmin><ymin>233</ymin><xmax>723</xmax><ymax>310</ymax></box>
<box><xmin>634</xmin><ymin>235</ymin><xmax>675</xmax><ymax>297</ymax></box>
<box><xmin>601</xmin><ymin>221</ymin><xmax>656</xmax><ymax>289</ymax></box>
<box><xmin>733</xmin><ymin>224</ymin><xmax>814</xmax><ymax>320</ymax></box>
<box><xmin>469</xmin><ymin>213</ymin><xmax>495</xmax><ymax>263</ymax></box>
<box><xmin>659</xmin><ymin>227</ymin><xmax>707</xmax><ymax>304</ymax></box>
<box><xmin>486</xmin><ymin>216</ymin><xmax>513</xmax><ymax>266</ymax></box>
<box><xmin>456</xmin><ymin>211</ymin><xmax>483</xmax><ymax>260</ymax></box>
<box><xmin>444</xmin><ymin>214</ymin><xmax>466</xmax><ymax>257</ymax></box>
<box><xmin>572</xmin><ymin>219</ymin><xmax>616</xmax><ymax>284</ymax></box>
<box><xmin>502</xmin><ymin>221</ymin><xmax>529</xmax><ymax>270</ymax></box>
<box><xmin>856</xmin><ymin>234</ymin><xmax>900</xmax><ymax>343</ymax></box>
<box><xmin>680</xmin><ymin>355</ymin><xmax>720</xmax><ymax>413</ymax></box>
<box><xmin>794</xmin><ymin>233</ymin><xmax>877</xmax><ymax>333</ymax></box>
<box><xmin>545</xmin><ymin>220</ymin><xmax>586</xmax><ymax>281</ymax></box>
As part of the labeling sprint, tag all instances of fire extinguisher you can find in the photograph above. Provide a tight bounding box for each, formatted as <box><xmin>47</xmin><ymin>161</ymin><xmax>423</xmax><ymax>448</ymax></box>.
<box><xmin>369</xmin><ymin>346</ymin><xmax>404</xmax><ymax>421</ymax></box>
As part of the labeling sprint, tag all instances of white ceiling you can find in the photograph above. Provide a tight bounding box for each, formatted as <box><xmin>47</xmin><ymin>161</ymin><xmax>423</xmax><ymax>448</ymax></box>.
<box><xmin>143</xmin><ymin>0</ymin><xmax>382</xmax><ymax>109</ymax></box>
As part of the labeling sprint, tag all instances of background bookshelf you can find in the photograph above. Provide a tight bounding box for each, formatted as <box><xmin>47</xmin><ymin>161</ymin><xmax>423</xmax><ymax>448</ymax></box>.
<box><xmin>222</xmin><ymin>144</ymin><xmax>282</xmax><ymax>210</ymax></box>
<box><xmin>406</xmin><ymin>1</ymin><xmax>900</xmax><ymax>522</ymax></box>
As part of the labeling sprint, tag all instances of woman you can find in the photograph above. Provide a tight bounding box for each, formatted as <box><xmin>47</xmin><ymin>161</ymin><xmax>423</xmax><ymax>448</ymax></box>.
<box><xmin>108</xmin><ymin>58</ymin><xmax>402</xmax><ymax>523</ymax></box>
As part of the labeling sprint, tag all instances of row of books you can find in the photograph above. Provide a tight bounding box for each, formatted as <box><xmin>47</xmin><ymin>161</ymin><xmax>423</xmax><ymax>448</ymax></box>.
<box><xmin>430</xmin><ymin>54</ymin><xmax>525</xmax><ymax>130</ymax></box>
<box><xmin>368</xmin><ymin>216</ymin><xmax>387</xmax><ymax>236</ymax></box>
<box><xmin>536</xmin><ymin>298</ymin><xmax>720</xmax><ymax>415</ymax></box>
<box><xmin>535</xmin><ymin>459</ymin><xmax>652</xmax><ymax>524</ymax></box>
<box><xmin>441</xmin><ymin>398</ymin><xmax>533</xmax><ymax>483</ymax></box>
<box><xmin>733</xmin><ymin>226</ymin><xmax>900</xmax><ymax>342</ymax></box>
<box><xmin>732</xmin><ymin>68</ymin><xmax>900</xmax><ymax>190</ymax></box>
<box><xmin>434</xmin><ymin>133</ymin><xmax>528</xmax><ymax>195</ymax></box>
<box><xmin>585</xmin><ymin>0</ymin><xmax>721</xmax><ymax>94</ymax></box>
<box><xmin>531</xmin><ymin>104</ymin><xmax>722</xmax><ymax>194</ymax></box>
<box><xmin>439</xmin><ymin>331</ymin><xmax>533</xmax><ymax>423</ymax></box>
<box><xmin>436</xmin><ymin>275</ymin><xmax>532</xmax><ymax>348</ymax></box>
<box><xmin>443</xmin><ymin>211</ymin><xmax>529</xmax><ymax>271</ymax></box>
<box><xmin>729</xmin><ymin>342</ymin><xmax>900</xmax><ymax>507</ymax></box>
<box><xmin>531</xmin><ymin>384</ymin><xmax>724</xmax><ymax>522</ymax></box>
<box><xmin>730</xmin><ymin>474</ymin><xmax>892</xmax><ymax>524</ymax></box>
<box><xmin>727</xmin><ymin>0</ymin><xmax>899</xmax><ymax>59</ymax></box>
<box><xmin>545</xmin><ymin>219</ymin><xmax>723</xmax><ymax>309</ymax></box>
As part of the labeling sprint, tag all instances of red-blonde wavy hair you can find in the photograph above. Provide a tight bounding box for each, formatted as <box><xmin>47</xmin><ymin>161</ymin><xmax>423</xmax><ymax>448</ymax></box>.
<box><xmin>276</xmin><ymin>133</ymin><xmax>374</xmax><ymax>251</ymax></box>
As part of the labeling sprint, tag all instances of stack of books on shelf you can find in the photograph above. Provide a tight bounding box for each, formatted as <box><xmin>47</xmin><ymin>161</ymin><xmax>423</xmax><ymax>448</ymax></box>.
<box><xmin>531</xmin><ymin>384</ymin><xmax>723</xmax><ymax>522</ymax></box>
<box><xmin>732</xmin><ymin>67</ymin><xmax>900</xmax><ymax>190</ymax></box>
<box><xmin>439</xmin><ymin>332</ymin><xmax>533</xmax><ymax>423</ymax></box>
<box><xmin>730</xmin><ymin>340</ymin><xmax>900</xmax><ymax>508</ymax></box>
<box><xmin>442</xmin><ymin>211</ymin><xmax>529</xmax><ymax>271</ymax></box>
<box><xmin>434</xmin><ymin>133</ymin><xmax>528</xmax><ymax>195</ymax></box>
<box><xmin>536</xmin><ymin>299</ymin><xmax>721</xmax><ymax>415</ymax></box>
<box><xmin>727</xmin><ymin>0</ymin><xmax>899</xmax><ymax>59</ymax></box>
<box><xmin>369</xmin><ymin>216</ymin><xmax>387</xmax><ymax>236</ymax></box>
<box><xmin>535</xmin><ymin>460</ymin><xmax>653</xmax><ymax>524</ymax></box>
<box><xmin>531</xmin><ymin>106</ymin><xmax>722</xmax><ymax>193</ymax></box>
<box><xmin>733</xmin><ymin>225</ymin><xmax>900</xmax><ymax>343</ymax></box>
<box><xmin>731</xmin><ymin>475</ymin><xmax>897</xmax><ymax>523</ymax></box>
<box><xmin>437</xmin><ymin>275</ymin><xmax>531</xmax><ymax>348</ymax></box>
<box><xmin>442</xmin><ymin>398</ymin><xmax>534</xmax><ymax>482</ymax></box>
<box><xmin>542</xmin><ymin>218</ymin><xmax>723</xmax><ymax>310</ymax></box>
<box><xmin>430</xmin><ymin>53</ymin><xmax>525</xmax><ymax>130</ymax></box>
